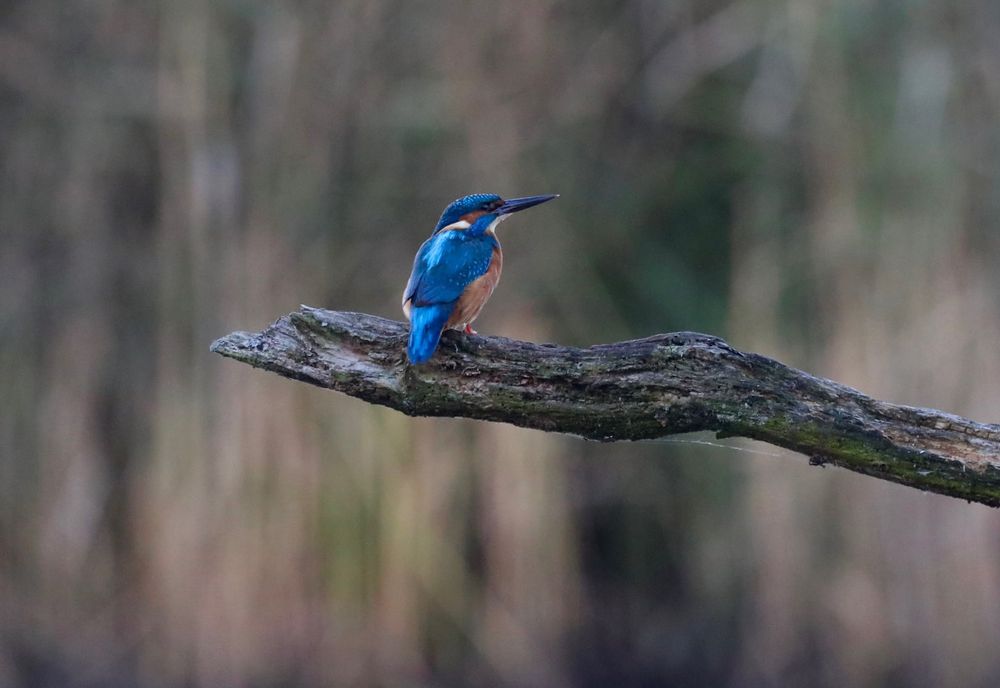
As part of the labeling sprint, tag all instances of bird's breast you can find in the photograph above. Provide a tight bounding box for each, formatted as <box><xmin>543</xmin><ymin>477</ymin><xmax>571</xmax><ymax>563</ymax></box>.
<box><xmin>448</xmin><ymin>245</ymin><xmax>502</xmax><ymax>328</ymax></box>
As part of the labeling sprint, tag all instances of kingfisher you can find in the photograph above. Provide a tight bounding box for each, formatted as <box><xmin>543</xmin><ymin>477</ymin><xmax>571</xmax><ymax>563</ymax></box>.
<box><xmin>402</xmin><ymin>192</ymin><xmax>558</xmax><ymax>364</ymax></box>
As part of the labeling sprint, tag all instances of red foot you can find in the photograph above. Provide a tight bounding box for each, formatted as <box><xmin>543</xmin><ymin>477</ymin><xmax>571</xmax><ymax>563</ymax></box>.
<box><xmin>463</xmin><ymin>324</ymin><xmax>478</xmax><ymax>335</ymax></box>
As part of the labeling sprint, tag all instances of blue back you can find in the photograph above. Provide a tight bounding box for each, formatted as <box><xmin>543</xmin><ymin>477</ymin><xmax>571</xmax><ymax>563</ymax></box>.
<box><xmin>404</xmin><ymin>229</ymin><xmax>497</xmax><ymax>308</ymax></box>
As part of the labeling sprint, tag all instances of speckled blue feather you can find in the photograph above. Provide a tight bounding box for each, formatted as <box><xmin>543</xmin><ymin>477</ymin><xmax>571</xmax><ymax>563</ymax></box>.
<box><xmin>404</xmin><ymin>229</ymin><xmax>497</xmax><ymax>307</ymax></box>
<box><xmin>434</xmin><ymin>193</ymin><xmax>501</xmax><ymax>232</ymax></box>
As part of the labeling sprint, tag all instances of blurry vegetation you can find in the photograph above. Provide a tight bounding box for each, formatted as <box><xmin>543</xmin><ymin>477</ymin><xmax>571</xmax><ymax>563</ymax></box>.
<box><xmin>2</xmin><ymin>0</ymin><xmax>1000</xmax><ymax>686</ymax></box>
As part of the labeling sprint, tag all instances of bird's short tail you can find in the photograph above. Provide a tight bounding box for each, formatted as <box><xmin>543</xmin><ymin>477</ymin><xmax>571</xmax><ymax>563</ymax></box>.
<box><xmin>407</xmin><ymin>303</ymin><xmax>453</xmax><ymax>364</ymax></box>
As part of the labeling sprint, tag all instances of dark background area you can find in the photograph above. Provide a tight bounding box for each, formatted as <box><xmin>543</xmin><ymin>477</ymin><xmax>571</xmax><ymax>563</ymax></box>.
<box><xmin>3</xmin><ymin>1</ymin><xmax>1000</xmax><ymax>686</ymax></box>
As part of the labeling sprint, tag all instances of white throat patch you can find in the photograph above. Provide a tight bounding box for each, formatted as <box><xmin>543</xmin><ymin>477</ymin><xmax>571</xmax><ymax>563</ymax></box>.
<box><xmin>486</xmin><ymin>215</ymin><xmax>509</xmax><ymax>235</ymax></box>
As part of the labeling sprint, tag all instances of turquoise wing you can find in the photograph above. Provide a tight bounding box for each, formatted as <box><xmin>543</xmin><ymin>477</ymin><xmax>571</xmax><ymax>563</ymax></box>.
<box><xmin>404</xmin><ymin>232</ymin><xmax>495</xmax><ymax>307</ymax></box>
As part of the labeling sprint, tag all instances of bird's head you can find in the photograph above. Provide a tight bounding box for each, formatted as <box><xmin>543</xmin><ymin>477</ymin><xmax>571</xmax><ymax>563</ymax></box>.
<box><xmin>433</xmin><ymin>193</ymin><xmax>558</xmax><ymax>234</ymax></box>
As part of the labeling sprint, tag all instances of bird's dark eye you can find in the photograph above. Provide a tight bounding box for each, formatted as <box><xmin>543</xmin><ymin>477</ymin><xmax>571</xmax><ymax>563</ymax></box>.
<box><xmin>483</xmin><ymin>199</ymin><xmax>502</xmax><ymax>211</ymax></box>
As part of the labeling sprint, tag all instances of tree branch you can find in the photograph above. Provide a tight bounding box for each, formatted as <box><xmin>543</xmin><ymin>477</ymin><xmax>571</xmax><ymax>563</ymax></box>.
<box><xmin>211</xmin><ymin>307</ymin><xmax>1000</xmax><ymax>507</ymax></box>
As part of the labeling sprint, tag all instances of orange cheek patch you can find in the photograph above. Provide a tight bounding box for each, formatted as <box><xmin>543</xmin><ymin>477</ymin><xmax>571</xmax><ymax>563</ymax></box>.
<box><xmin>460</xmin><ymin>210</ymin><xmax>487</xmax><ymax>224</ymax></box>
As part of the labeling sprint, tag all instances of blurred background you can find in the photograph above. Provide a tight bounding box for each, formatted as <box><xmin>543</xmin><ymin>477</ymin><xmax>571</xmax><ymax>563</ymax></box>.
<box><xmin>3</xmin><ymin>0</ymin><xmax>1000</xmax><ymax>686</ymax></box>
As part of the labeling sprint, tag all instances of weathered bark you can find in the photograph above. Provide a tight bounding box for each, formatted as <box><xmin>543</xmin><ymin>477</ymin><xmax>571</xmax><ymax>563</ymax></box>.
<box><xmin>211</xmin><ymin>306</ymin><xmax>1000</xmax><ymax>507</ymax></box>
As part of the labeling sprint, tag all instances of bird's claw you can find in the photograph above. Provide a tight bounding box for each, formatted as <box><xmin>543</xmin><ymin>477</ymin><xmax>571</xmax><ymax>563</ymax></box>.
<box><xmin>463</xmin><ymin>324</ymin><xmax>477</xmax><ymax>335</ymax></box>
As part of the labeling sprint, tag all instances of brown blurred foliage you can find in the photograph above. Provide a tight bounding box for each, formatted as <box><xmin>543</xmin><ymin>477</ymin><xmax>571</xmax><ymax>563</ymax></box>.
<box><xmin>2</xmin><ymin>1</ymin><xmax>1000</xmax><ymax>686</ymax></box>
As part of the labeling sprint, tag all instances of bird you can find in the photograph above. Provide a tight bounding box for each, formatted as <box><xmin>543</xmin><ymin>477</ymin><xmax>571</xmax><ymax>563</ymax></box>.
<box><xmin>402</xmin><ymin>192</ymin><xmax>558</xmax><ymax>364</ymax></box>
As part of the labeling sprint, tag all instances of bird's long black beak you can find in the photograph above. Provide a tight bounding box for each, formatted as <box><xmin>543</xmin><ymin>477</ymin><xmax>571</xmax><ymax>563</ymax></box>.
<box><xmin>497</xmin><ymin>194</ymin><xmax>559</xmax><ymax>215</ymax></box>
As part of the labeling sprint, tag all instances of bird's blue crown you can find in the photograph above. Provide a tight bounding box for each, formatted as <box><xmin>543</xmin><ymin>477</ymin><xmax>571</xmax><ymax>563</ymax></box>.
<box><xmin>434</xmin><ymin>193</ymin><xmax>503</xmax><ymax>232</ymax></box>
